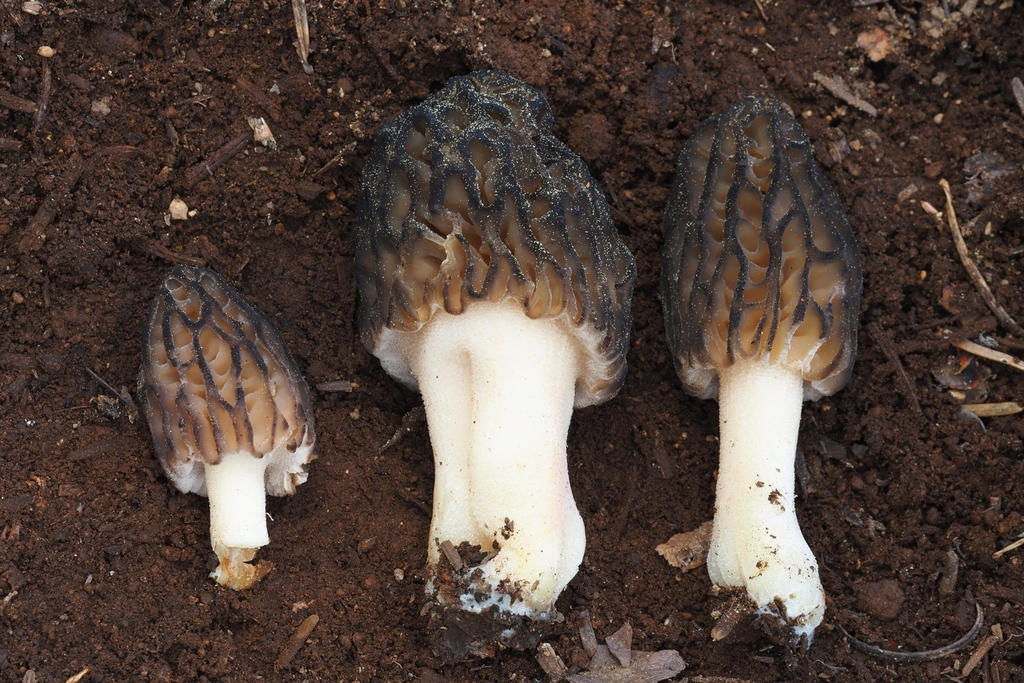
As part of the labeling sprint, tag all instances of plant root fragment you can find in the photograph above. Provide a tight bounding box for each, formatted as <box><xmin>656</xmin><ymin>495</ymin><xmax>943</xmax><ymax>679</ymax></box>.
<box><xmin>837</xmin><ymin>602</ymin><xmax>983</xmax><ymax>662</ymax></box>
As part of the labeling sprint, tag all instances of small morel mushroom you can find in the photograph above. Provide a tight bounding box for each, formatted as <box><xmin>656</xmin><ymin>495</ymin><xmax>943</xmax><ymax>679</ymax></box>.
<box><xmin>661</xmin><ymin>97</ymin><xmax>862</xmax><ymax>644</ymax></box>
<box><xmin>355</xmin><ymin>71</ymin><xmax>635</xmax><ymax>655</ymax></box>
<box><xmin>140</xmin><ymin>266</ymin><xmax>315</xmax><ymax>590</ymax></box>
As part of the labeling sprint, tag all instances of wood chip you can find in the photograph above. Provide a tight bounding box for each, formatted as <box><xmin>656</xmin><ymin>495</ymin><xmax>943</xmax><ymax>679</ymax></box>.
<box><xmin>292</xmin><ymin>0</ymin><xmax>313</xmax><ymax>74</ymax></box>
<box><xmin>64</xmin><ymin>668</ymin><xmax>90</xmax><ymax>683</ymax></box>
<box><xmin>960</xmin><ymin>402</ymin><xmax>1023</xmax><ymax>417</ymax></box>
<box><xmin>656</xmin><ymin>521</ymin><xmax>713</xmax><ymax>572</ymax></box>
<box><xmin>567</xmin><ymin>650</ymin><xmax>686</xmax><ymax>683</ymax></box>
<box><xmin>606</xmin><ymin>622</ymin><xmax>633</xmax><ymax>668</ymax></box>
<box><xmin>439</xmin><ymin>540</ymin><xmax>464</xmax><ymax>572</ymax></box>
<box><xmin>274</xmin><ymin>614</ymin><xmax>319</xmax><ymax>671</ymax></box>
<box><xmin>961</xmin><ymin>633</ymin><xmax>1000</xmax><ymax>678</ymax></box>
<box><xmin>18</xmin><ymin>150</ymin><xmax>87</xmax><ymax>253</ymax></box>
<box><xmin>316</xmin><ymin>380</ymin><xmax>353</xmax><ymax>392</ymax></box>
<box><xmin>0</xmin><ymin>89</ymin><xmax>37</xmax><ymax>113</ymax></box>
<box><xmin>579</xmin><ymin>610</ymin><xmax>599</xmax><ymax>657</ymax></box>
<box><xmin>1012</xmin><ymin>77</ymin><xmax>1024</xmax><ymax>116</ymax></box>
<box><xmin>812</xmin><ymin>72</ymin><xmax>877</xmax><ymax>117</ymax></box>
<box><xmin>536</xmin><ymin>643</ymin><xmax>569</xmax><ymax>680</ymax></box>
<box><xmin>184</xmin><ymin>130</ymin><xmax>251</xmax><ymax>188</ymax></box>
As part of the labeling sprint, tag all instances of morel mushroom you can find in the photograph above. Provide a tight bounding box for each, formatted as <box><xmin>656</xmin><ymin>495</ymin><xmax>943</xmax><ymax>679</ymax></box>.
<box><xmin>140</xmin><ymin>266</ymin><xmax>316</xmax><ymax>590</ymax></box>
<box><xmin>661</xmin><ymin>97</ymin><xmax>862</xmax><ymax>644</ymax></box>
<box><xmin>355</xmin><ymin>71</ymin><xmax>635</xmax><ymax>638</ymax></box>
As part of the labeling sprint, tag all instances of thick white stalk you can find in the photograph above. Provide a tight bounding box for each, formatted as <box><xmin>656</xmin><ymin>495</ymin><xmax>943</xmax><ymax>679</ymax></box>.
<box><xmin>414</xmin><ymin>301</ymin><xmax>585</xmax><ymax>618</ymax></box>
<box><xmin>709</xmin><ymin>359</ymin><xmax>824</xmax><ymax>641</ymax></box>
<box><xmin>205</xmin><ymin>450</ymin><xmax>271</xmax><ymax>589</ymax></box>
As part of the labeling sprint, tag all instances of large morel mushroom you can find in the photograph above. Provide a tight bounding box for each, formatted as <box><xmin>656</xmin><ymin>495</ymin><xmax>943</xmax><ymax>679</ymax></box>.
<box><xmin>661</xmin><ymin>97</ymin><xmax>862</xmax><ymax>644</ymax></box>
<box><xmin>140</xmin><ymin>266</ymin><xmax>316</xmax><ymax>590</ymax></box>
<box><xmin>354</xmin><ymin>71</ymin><xmax>635</xmax><ymax>655</ymax></box>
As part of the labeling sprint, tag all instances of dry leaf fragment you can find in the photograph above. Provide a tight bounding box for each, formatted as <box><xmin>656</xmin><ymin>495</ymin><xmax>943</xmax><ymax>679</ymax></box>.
<box><xmin>606</xmin><ymin>622</ymin><xmax>633</xmax><ymax>668</ymax></box>
<box><xmin>567</xmin><ymin>650</ymin><xmax>686</xmax><ymax>683</ymax></box>
<box><xmin>656</xmin><ymin>521</ymin><xmax>713</xmax><ymax>572</ymax></box>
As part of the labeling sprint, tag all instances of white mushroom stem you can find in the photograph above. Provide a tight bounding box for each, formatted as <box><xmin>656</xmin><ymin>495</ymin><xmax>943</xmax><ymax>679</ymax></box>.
<box><xmin>205</xmin><ymin>450</ymin><xmax>271</xmax><ymax>590</ymax></box>
<box><xmin>411</xmin><ymin>301</ymin><xmax>586</xmax><ymax>618</ymax></box>
<box><xmin>709</xmin><ymin>359</ymin><xmax>825</xmax><ymax>643</ymax></box>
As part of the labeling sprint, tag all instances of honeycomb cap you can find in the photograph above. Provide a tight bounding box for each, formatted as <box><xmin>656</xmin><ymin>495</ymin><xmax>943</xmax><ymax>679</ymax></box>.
<box><xmin>354</xmin><ymin>71</ymin><xmax>636</xmax><ymax>407</ymax></box>
<box><xmin>140</xmin><ymin>266</ymin><xmax>316</xmax><ymax>497</ymax></box>
<box><xmin>661</xmin><ymin>96</ymin><xmax>862</xmax><ymax>401</ymax></box>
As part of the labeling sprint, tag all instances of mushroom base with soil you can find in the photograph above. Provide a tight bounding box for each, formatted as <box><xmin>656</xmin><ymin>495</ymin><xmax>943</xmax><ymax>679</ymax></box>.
<box><xmin>378</xmin><ymin>301</ymin><xmax>587</xmax><ymax>620</ymax></box>
<box><xmin>708</xmin><ymin>359</ymin><xmax>825</xmax><ymax>644</ymax></box>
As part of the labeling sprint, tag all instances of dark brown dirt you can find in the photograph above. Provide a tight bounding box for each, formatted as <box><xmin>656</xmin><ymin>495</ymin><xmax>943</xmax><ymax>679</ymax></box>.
<box><xmin>2</xmin><ymin>1</ymin><xmax>1023</xmax><ymax>681</ymax></box>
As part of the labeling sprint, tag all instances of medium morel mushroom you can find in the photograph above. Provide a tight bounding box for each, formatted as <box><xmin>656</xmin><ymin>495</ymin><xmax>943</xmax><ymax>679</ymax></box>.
<box><xmin>140</xmin><ymin>266</ymin><xmax>316</xmax><ymax>590</ymax></box>
<box><xmin>661</xmin><ymin>97</ymin><xmax>862</xmax><ymax>644</ymax></box>
<box><xmin>354</xmin><ymin>71</ymin><xmax>635</xmax><ymax>654</ymax></box>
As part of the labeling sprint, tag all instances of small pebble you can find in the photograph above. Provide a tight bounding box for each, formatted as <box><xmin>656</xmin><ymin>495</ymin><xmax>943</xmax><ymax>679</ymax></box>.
<box><xmin>168</xmin><ymin>197</ymin><xmax>189</xmax><ymax>221</ymax></box>
<box><xmin>37</xmin><ymin>45</ymin><xmax>55</xmax><ymax>58</ymax></box>
<box><xmin>856</xmin><ymin>579</ymin><xmax>905</xmax><ymax>621</ymax></box>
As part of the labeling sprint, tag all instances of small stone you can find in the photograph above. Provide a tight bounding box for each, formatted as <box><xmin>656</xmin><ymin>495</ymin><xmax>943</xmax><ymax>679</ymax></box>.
<box><xmin>856</xmin><ymin>579</ymin><xmax>905</xmax><ymax>621</ymax></box>
<box><xmin>856</xmin><ymin>28</ymin><xmax>891</xmax><ymax>62</ymax></box>
<box><xmin>168</xmin><ymin>197</ymin><xmax>189</xmax><ymax>221</ymax></box>
<box><xmin>11</xmin><ymin>292</ymin><xmax>24</xmax><ymax>304</ymax></box>
<box><xmin>295</xmin><ymin>180</ymin><xmax>324</xmax><ymax>201</ymax></box>
<box><xmin>924</xmin><ymin>161</ymin><xmax>944</xmax><ymax>179</ymax></box>
<box><xmin>36</xmin><ymin>45</ymin><xmax>55</xmax><ymax>58</ymax></box>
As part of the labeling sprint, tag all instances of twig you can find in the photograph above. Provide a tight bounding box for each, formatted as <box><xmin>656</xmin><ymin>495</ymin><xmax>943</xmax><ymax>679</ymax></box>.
<box><xmin>1012</xmin><ymin>77</ymin><xmax>1024</xmax><ymax>116</ymax></box>
<box><xmin>961</xmin><ymin>633</ymin><xmax>1000</xmax><ymax>678</ymax></box>
<box><xmin>64</xmin><ymin>668</ymin><xmax>90</xmax><ymax>683</ymax></box>
<box><xmin>274</xmin><ymin>614</ymin><xmax>319</xmax><ymax>670</ymax></box>
<box><xmin>994</xmin><ymin>535</ymin><xmax>1024</xmax><ymax>559</ymax></box>
<box><xmin>939</xmin><ymin>179</ymin><xmax>1024</xmax><ymax>336</ymax></box>
<box><xmin>184</xmin><ymin>130</ymin><xmax>251</xmax><ymax>188</ymax></box>
<box><xmin>868</xmin><ymin>323</ymin><xmax>922</xmax><ymax>413</ymax></box>
<box><xmin>752</xmin><ymin>0</ymin><xmax>768</xmax><ymax>21</ymax></box>
<box><xmin>17</xmin><ymin>150</ymin><xmax>87</xmax><ymax>253</ymax></box>
<box><xmin>83</xmin><ymin>366</ymin><xmax>139</xmax><ymax>418</ymax></box>
<box><xmin>960</xmin><ymin>402</ymin><xmax>1023</xmax><ymax>417</ymax></box>
<box><xmin>378</xmin><ymin>405</ymin><xmax>425</xmax><ymax>453</ymax></box>
<box><xmin>316</xmin><ymin>380</ymin><xmax>353</xmax><ymax>392</ymax></box>
<box><xmin>0</xmin><ymin>89</ymin><xmax>36</xmax><ymax>113</ymax></box>
<box><xmin>32</xmin><ymin>59</ymin><xmax>51</xmax><ymax>133</ymax></box>
<box><xmin>131</xmin><ymin>238</ymin><xmax>206</xmax><ymax>267</ymax></box>
<box><xmin>292</xmin><ymin>0</ymin><xmax>313</xmax><ymax>74</ymax></box>
<box><xmin>0</xmin><ymin>138</ymin><xmax>22</xmax><ymax>151</ymax></box>
<box><xmin>951</xmin><ymin>339</ymin><xmax>1024</xmax><ymax>372</ymax></box>
<box><xmin>812</xmin><ymin>72</ymin><xmax>878</xmax><ymax>117</ymax></box>
<box><xmin>314</xmin><ymin>142</ymin><xmax>358</xmax><ymax>176</ymax></box>
<box><xmin>2</xmin><ymin>0</ymin><xmax>22</xmax><ymax>26</ymax></box>
<box><xmin>394</xmin><ymin>488</ymin><xmax>430</xmax><ymax>518</ymax></box>
<box><xmin>838</xmin><ymin>603</ymin><xmax>984</xmax><ymax>663</ymax></box>
<box><xmin>236</xmin><ymin>77</ymin><xmax>281</xmax><ymax>121</ymax></box>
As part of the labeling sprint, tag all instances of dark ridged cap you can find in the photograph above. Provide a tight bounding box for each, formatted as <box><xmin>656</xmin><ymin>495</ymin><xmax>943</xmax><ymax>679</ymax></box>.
<box><xmin>140</xmin><ymin>266</ymin><xmax>315</xmax><ymax>496</ymax></box>
<box><xmin>661</xmin><ymin>97</ymin><xmax>862</xmax><ymax>401</ymax></box>
<box><xmin>354</xmin><ymin>71</ymin><xmax>635</xmax><ymax>407</ymax></box>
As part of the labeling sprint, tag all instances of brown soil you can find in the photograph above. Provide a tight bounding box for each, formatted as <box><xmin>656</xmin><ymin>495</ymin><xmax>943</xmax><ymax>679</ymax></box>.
<box><xmin>2</xmin><ymin>1</ymin><xmax>1023</xmax><ymax>681</ymax></box>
